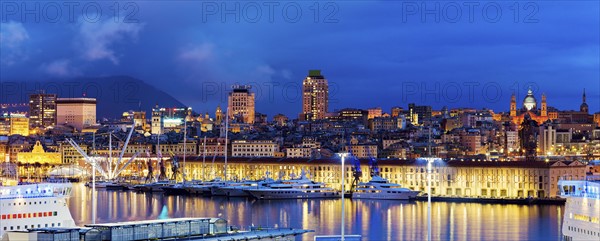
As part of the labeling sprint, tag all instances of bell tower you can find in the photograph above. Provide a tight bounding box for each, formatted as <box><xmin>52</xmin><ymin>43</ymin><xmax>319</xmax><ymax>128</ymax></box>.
<box><xmin>510</xmin><ymin>93</ymin><xmax>517</xmax><ymax>117</ymax></box>
<box><xmin>541</xmin><ymin>93</ymin><xmax>547</xmax><ymax>116</ymax></box>
<box><xmin>580</xmin><ymin>89</ymin><xmax>589</xmax><ymax>113</ymax></box>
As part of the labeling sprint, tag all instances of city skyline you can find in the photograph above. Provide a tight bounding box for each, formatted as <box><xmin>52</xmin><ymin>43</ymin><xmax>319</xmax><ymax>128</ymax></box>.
<box><xmin>0</xmin><ymin>1</ymin><xmax>598</xmax><ymax>117</ymax></box>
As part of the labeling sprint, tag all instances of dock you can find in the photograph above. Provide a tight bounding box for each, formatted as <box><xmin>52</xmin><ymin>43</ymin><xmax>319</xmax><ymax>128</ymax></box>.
<box><xmin>201</xmin><ymin>228</ymin><xmax>314</xmax><ymax>241</ymax></box>
<box><xmin>1</xmin><ymin>217</ymin><xmax>313</xmax><ymax>241</ymax></box>
<box><xmin>414</xmin><ymin>196</ymin><xmax>566</xmax><ymax>205</ymax></box>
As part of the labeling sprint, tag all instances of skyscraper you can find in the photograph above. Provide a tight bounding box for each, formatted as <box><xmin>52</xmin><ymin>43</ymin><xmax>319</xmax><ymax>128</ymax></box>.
<box><xmin>302</xmin><ymin>70</ymin><xmax>328</xmax><ymax>121</ymax></box>
<box><xmin>227</xmin><ymin>85</ymin><xmax>255</xmax><ymax>124</ymax></box>
<box><xmin>29</xmin><ymin>92</ymin><xmax>57</xmax><ymax>129</ymax></box>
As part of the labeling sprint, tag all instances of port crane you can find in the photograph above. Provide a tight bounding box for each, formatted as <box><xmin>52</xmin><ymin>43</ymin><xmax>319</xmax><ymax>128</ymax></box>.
<box><xmin>345</xmin><ymin>135</ymin><xmax>363</xmax><ymax>195</ymax></box>
<box><xmin>366</xmin><ymin>147</ymin><xmax>380</xmax><ymax>178</ymax></box>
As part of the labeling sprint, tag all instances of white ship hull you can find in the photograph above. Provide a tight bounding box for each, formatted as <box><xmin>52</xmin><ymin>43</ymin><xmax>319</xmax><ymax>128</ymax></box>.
<box><xmin>247</xmin><ymin>189</ymin><xmax>339</xmax><ymax>199</ymax></box>
<box><xmin>559</xmin><ymin>178</ymin><xmax>600</xmax><ymax>241</ymax></box>
<box><xmin>0</xmin><ymin>183</ymin><xmax>76</xmax><ymax>238</ymax></box>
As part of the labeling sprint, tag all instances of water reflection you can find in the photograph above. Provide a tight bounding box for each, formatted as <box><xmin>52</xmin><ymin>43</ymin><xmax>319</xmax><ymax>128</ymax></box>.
<box><xmin>69</xmin><ymin>183</ymin><xmax>563</xmax><ymax>241</ymax></box>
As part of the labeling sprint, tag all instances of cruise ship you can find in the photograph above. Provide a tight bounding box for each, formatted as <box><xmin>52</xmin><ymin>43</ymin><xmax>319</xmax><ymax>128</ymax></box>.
<box><xmin>559</xmin><ymin>176</ymin><xmax>600</xmax><ymax>241</ymax></box>
<box><xmin>246</xmin><ymin>176</ymin><xmax>339</xmax><ymax>199</ymax></box>
<box><xmin>352</xmin><ymin>175</ymin><xmax>420</xmax><ymax>200</ymax></box>
<box><xmin>0</xmin><ymin>182</ymin><xmax>76</xmax><ymax>238</ymax></box>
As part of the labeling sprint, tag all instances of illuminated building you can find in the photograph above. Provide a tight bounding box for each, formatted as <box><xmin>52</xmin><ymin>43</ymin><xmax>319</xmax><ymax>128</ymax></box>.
<box><xmin>344</xmin><ymin>139</ymin><xmax>378</xmax><ymax>158</ymax></box>
<box><xmin>133</xmin><ymin>111</ymin><xmax>147</xmax><ymax>129</ymax></box>
<box><xmin>538</xmin><ymin>123</ymin><xmax>557</xmax><ymax>155</ymax></box>
<box><xmin>509</xmin><ymin>88</ymin><xmax>552</xmax><ymax>125</ymax></box>
<box><xmin>29</xmin><ymin>92</ymin><xmax>56</xmax><ymax>129</ymax></box>
<box><xmin>151</xmin><ymin>105</ymin><xmax>190</xmax><ymax>134</ymax></box>
<box><xmin>0</xmin><ymin>117</ymin><xmax>9</xmax><ymax>135</ymax></box>
<box><xmin>227</xmin><ymin>85</ymin><xmax>255</xmax><ymax>124</ymax></box>
<box><xmin>159</xmin><ymin>141</ymin><xmax>197</xmax><ymax>156</ymax></box>
<box><xmin>367</xmin><ymin>107</ymin><xmax>382</xmax><ymax>119</ymax></box>
<box><xmin>162</xmin><ymin>157</ymin><xmax>587</xmax><ymax>198</ymax></box>
<box><xmin>301</xmin><ymin>70</ymin><xmax>329</xmax><ymax>121</ymax></box>
<box><xmin>17</xmin><ymin>141</ymin><xmax>61</xmax><ymax>165</ymax></box>
<box><xmin>328</xmin><ymin>108</ymin><xmax>369</xmax><ymax>126</ymax></box>
<box><xmin>272</xmin><ymin>114</ymin><xmax>288</xmax><ymax>126</ymax></box>
<box><xmin>231</xmin><ymin>140</ymin><xmax>278</xmax><ymax>157</ymax></box>
<box><xmin>391</xmin><ymin>107</ymin><xmax>403</xmax><ymax>117</ymax></box>
<box><xmin>286</xmin><ymin>137</ymin><xmax>321</xmax><ymax>158</ymax></box>
<box><xmin>1</xmin><ymin>113</ymin><xmax>30</xmax><ymax>136</ymax></box>
<box><xmin>215</xmin><ymin>106</ymin><xmax>223</xmax><ymax>125</ymax></box>
<box><xmin>369</xmin><ymin>116</ymin><xmax>406</xmax><ymax>131</ymax></box>
<box><xmin>460</xmin><ymin>129</ymin><xmax>482</xmax><ymax>155</ymax></box>
<box><xmin>59</xmin><ymin>142</ymin><xmax>87</xmax><ymax>164</ymax></box>
<box><xmin>56</xmin><ymin>98</ymin><xmax>97</xmax><ymax>131</ymax></box>
<box><xmin>408</xmin><ymin>103</ymin><xmax>432</xmax><ymax>125</ymax></box>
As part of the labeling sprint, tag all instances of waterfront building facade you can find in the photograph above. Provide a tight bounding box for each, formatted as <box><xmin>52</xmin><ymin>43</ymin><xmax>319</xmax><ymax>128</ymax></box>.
<box><xmin>165</xmin><ymin>157</ymin><xmax>586</xmax><ymax>198</ymax></box>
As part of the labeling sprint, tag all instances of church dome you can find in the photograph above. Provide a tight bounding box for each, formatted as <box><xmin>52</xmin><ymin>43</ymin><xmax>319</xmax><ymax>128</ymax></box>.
<box><xmin>522</xmin><ymin>88</ymin><xmax>537</xmax><ymax>111</ymax></box>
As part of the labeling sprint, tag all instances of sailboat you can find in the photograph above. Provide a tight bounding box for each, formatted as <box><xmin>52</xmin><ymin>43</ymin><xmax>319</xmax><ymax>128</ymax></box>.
<box><xmin>185</xmin><ymin>112</ymin><xmax>231</xmax><ymax>195</ymax></box>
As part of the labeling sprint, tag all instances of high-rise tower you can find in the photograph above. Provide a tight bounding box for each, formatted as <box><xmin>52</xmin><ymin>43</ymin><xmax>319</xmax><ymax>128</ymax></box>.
<box><xmin>29</xmin><ymin>92</ymin><xmax>57</xmax><ymax>129</ymax></box>
<box><xmin>227</xmin><ymin>85</ymin><xmax>255</xmax><ymax>124</ymax></box>
<box><xmin>301</xmin><ymin>70</ymin><xmax>329</xmax><ymax>121</ymax></box>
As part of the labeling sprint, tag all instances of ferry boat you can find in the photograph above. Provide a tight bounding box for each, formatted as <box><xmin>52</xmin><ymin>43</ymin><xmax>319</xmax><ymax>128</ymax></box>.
<box><xmin>0</xmin><ymin>182</ymin><xmax>76</xmax><ymax>238</ymax></box>
<box><xmin>559</xmin><ymin>176</ymin><xmax>600</xmax><ymax>241</ymax></box>
<box><xmin>352</xmin><ymin>175</ymin><xmax>420</xmax><ymax>200</ymax></box>
<box><xmin>246</xmin><ymin>176</ymin><xmax>339</xmax><ymax>199</ymax></box>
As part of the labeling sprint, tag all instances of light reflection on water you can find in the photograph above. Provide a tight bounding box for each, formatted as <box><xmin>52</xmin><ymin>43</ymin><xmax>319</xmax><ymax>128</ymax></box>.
<box><xmin>69</xmin><ymin>183</ymin><xmax>563</xmax><ymax>241</ymax></box>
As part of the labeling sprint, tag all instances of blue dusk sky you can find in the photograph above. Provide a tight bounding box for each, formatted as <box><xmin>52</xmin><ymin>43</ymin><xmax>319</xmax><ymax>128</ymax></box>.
<box><xmin>0</xmin><ymin>1</ymin><xmax>598</xmax><ymax>117</ymax></box>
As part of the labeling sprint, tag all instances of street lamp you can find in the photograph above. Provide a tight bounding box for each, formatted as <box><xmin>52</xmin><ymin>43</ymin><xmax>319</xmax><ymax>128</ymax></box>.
<box><xmin>419</xmin><ymin>157</ymin><xmax>441</xmax><ymax>241</ymax></box>
<box><xmin>337</xmin><ymin>152</ymin><xmax>349</xmax><ymax>241</ymax></box>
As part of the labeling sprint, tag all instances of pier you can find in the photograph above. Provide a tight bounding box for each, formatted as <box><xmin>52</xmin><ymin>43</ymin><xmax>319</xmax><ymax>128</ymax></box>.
<box><xmin>1</xmin><ymin>218</ymin><xmax>312</xmax><ymax>241</ymax></box>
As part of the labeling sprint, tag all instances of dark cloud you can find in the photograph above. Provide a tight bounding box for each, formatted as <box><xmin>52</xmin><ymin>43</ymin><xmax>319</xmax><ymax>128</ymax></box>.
<box><xmin>0</xmin><ymin>1</ymin><xmax>598</xmax><ymax>118</ymax></box>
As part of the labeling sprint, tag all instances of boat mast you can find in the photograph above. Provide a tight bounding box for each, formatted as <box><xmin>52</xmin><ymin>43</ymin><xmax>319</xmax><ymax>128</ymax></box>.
<box><xmin>202</xmin><ymin>136</ymin><xmax>207</xmax><ymax>181</ymax></box>
<box><xmin>109</xmin><ymin>131</ymin><xmax>112</xmax><ymax>180</ymax></box>
<box><xmin>224</xmin><ymin>107</ymin><xmax>229</xmax><ymax>181</ymax></box>
<box><xmin>183</xmin><ymin>114</ymin><xmax>187</xmax><ymax>182</ymax></box>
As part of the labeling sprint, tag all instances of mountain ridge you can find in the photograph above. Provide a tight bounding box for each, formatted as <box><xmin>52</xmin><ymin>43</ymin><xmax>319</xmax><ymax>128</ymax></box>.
<box><xmin>0</xmin><ymin>76</ymin><xmax>186</xmax><ymax>119</ymax></box>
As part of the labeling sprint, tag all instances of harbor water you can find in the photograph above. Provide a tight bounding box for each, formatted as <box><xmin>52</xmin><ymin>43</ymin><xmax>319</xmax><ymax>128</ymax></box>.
<box><xmin>69</xmin><ymin>183</ymin><xmax>564</xmax><ymax>241</ymax></box>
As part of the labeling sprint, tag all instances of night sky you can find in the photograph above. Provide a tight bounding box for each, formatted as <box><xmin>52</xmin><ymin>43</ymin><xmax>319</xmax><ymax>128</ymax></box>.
<box><xmin>1</xmin><ymin>1</ymin><xmax>598</xmax><ymax>118</ymax></box>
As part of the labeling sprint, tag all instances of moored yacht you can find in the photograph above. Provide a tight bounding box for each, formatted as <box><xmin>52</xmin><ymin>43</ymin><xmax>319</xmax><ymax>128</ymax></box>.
<box><xmin>246</xmin><ymin>176</ymin><xmax>338</xmax><ymax>199</ymax></box>
<box><xmin>559</xmin><ymin>176</ymin><xmax>600</xmax><ymax>241</ymax></box>
<box><xmin>0</xmin><ymin>182</ymin><xmax>76</xmax><ymax>238</ymax></box>
<box><xmin>352</xmin><ymin>175</ymin><xmax>420</xmax><ymax>200</ymax></box>
<box><xmin>185</xmin><ymin>178</ymin><xmax>228</xmax><ymax>195</ymax></box>
<box><xmin>133</xmin><ymin>180</ymin><xmax>171</xmax><ymax>192</ymax></box>
<box><xmin>213</xmin><ymin>178</ymin><xmax>277</xmax><ymax>197</ymax></box>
